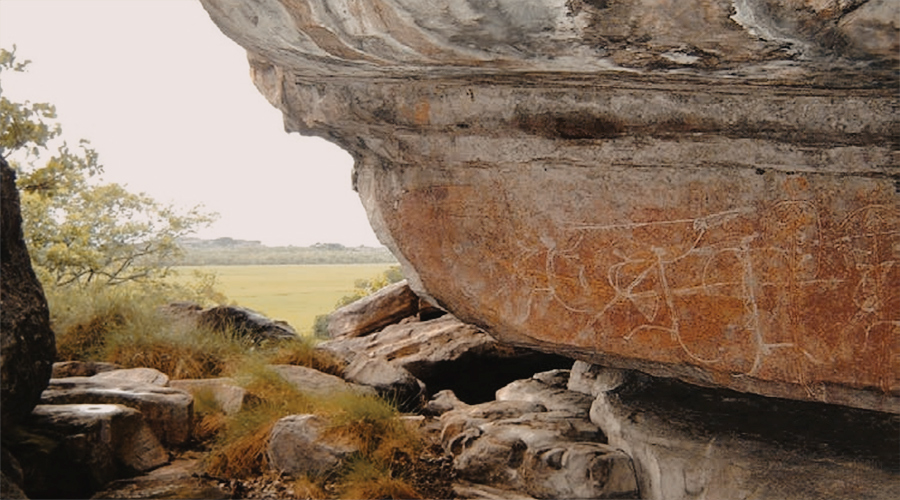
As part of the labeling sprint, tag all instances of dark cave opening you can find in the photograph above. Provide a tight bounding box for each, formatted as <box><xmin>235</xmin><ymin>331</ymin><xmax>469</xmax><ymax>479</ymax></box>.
<box><xmin>412</xmin><ymin>350</ymin><xmax>574</xmax><ymax>404</ymax></box>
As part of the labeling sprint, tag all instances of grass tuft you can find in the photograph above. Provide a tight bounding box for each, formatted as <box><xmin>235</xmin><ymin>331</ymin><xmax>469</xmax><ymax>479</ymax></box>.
<box><xmin>266</xmin><ymin>338</ymin><xmax>345</xmax><ymax>377</ymax></box>
<box><xmin>205</xmin><ymin>362</ymin><xmax>317</xmax><ymax>479</ymax></box>
<box><xmin>291</xmin><ymin>474</ymin><xmax>327</xmax><ymax>499</ymax></box>
<box><xmin>338</xmin><ymin>456</ymin><xmax>421</xmax><ymax>500</ymax></box>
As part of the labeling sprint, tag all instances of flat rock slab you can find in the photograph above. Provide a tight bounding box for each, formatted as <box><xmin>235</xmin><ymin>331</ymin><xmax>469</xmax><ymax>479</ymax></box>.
<box><xmin>326</xmin><ymin>279</ymin><xmax>420</xmax><ymax>338</ymax></box>
<box><xmin>269</xmin><ymin>364</ymin><xmax>376</xmax><ymax>398</ymax></box>
<box><xmin>41</xmin><ymin>374</ymin><xmax>193</xmax><ymax>446</ymax></box>
<box><xmin>92</xmin><ymin>456</ymin><xmax>230</xmax><ymax>500</ymax></box>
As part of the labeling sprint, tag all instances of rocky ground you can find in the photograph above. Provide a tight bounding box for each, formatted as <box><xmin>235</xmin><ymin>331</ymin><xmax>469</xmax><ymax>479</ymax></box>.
<box><xmin>6</xmin><ymin>281</ymin><xmax>899</xmax><ymax>500</ymax></box>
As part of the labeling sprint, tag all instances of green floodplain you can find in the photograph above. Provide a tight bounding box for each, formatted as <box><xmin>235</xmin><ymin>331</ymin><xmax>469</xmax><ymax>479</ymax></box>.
<box><xmin>174</xmin><ymin>264</ymin><xmax>397</xmax><ymax>335</ymax></box>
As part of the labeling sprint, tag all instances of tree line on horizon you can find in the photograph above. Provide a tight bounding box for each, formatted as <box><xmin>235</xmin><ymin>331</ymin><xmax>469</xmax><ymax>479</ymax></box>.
<box><xmin>173</xmin><ymin>238</ymin><xmax>397</xmax><ymax>266</ymax></box>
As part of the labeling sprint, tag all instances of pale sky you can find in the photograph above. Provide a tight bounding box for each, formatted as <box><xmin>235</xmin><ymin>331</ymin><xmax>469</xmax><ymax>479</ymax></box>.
<box><xmin>0</xmin><ymin>0</ymin><xmax>383</xmax><ymax>247</ymax></box>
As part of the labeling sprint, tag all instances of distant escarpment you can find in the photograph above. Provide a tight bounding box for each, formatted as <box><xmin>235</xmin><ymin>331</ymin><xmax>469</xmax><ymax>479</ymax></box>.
<box><xmin>200</xmin><ymin>0</ymin><xmax>898</xmax><ymax>413</ymax></box>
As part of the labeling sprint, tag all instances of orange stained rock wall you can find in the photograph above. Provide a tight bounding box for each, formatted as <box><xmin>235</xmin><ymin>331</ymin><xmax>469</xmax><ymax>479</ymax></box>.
<box><xmin>365</xmin><ymin>163</ymin><xmax>898</xmax><ymax>411</ymax></box>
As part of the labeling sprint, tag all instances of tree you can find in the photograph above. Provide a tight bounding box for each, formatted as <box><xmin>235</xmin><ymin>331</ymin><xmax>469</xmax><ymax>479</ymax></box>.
<box><xmin>0</xmin><ymin>47</ymin><xmax>216</xmax><ymax>287</ymax></box>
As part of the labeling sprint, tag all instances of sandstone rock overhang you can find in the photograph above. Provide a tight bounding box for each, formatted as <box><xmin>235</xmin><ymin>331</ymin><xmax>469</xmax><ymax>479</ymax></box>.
<box><xmin>199</xmin><ymin>0</ymin><xmax>899</xmax><ymax>413</ymax></box>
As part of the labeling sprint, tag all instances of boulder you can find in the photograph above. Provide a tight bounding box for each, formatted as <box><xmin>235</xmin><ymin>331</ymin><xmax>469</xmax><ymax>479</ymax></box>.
<box><xmin>590</xmin><ymin>373</ymin><xmax>900</xmax><ymax>500</ymax></box>
<box><xmin>41</xmin><ymin>372</ymin><xmax>193</xmax><ymax>446</ymax></box>
<box><xmin>1</xmin><ymin>158</ymin><xmax>56</xmax><ymax>425</ymax></box>
<box><xmin>319</xmin><ymin>314</ymin><xmax>571</xmax><ymax>403</ymax></box>
<box><xmin>566</xmin><ymin>360</ymin><xmax>627</xmax><ymax>398</ymax></box>
<box><xmin>161</xmin><ymin>302</ymin><xmax>298</xmax><ymax>344</ymax></box>
<box><xmin>198</xmin><ymin>305</ymin><xmax>298</xmax><ymax>343</ymax></box>
<box><xmin>495</xmin><ymin>371</ymin><xmax>595</xmax><ymax>418</ymax></box>
<box><xmin>268</xmin><ymin>364</ymin><xmax>376</xmax><ymax>398</ymax></box>
<box><xmin>342</xmin><ymin>355</ymin><xmax>425</xmax><ymax>411</ymax></box>
<box><xmin>266</xmin><ymin>414</ymin><xmax>358</xmax><ymax>476</ymax></box>
<box><xmin>200</xmin><ymin>0</ymin><xmax>900</xmax><ymax>412</ymax></box>
<box><xmin>424</xmin><ymin>389</ymin><xmax>469</xmax><ymax>416</ymax></box>
<box><xmin>439</xmin><ymin>371</ymin><xmax>638</xmax><ymax>499</ymax></box>
<box><xmin>92</xmin><ymin>367</ymin><xmax>169</xmax><ymax>387</ymax></box>
<box><xmin>11</xmin><ymin>404</ymin><xmax>168</xmax><ymax>499</ymax></box>
<box><xmin>326</xmin><ymin>280</ymin><xmax>420</xmax><ymax>338</ymax></box>
<box><xmin>167</xmin><ymin>378</ymin><xmax>247</xmax><ymax>415</ymax></box>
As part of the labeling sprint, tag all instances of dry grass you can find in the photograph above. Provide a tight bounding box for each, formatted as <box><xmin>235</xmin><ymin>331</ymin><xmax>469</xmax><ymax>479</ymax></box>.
<box><xmin>292</xmin><ymin>475</ymin><xmax>328</xmax><ymax>499</ymax></box>
<box><xmin>55</xmin><ymin>310</ymin><xmax>125</xmax><ymax>361</ymax></box>
<box><xmin>44</xmin><ymin>276</ymin><xmax>428</xmax><ymax>498</ymax></box>
<box><xmin>338</xmin><ymin>457</ymin><xmax>421</xmax><ymax>500</ymax></box>
<box><xmin>205</xmin><ymin>362</ymin><xmax>317</xmax><ymax>479</ymax></box>
<box><xmin>267</xmin><ymin>339</ymin><xmax>345</xmax><ymax>377</ymax></box>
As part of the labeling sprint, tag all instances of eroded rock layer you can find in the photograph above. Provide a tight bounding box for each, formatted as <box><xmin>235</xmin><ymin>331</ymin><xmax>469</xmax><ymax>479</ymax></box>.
<box><xmin>200</xmin><ymin>0</ymin><xmax>899</xmax><ymax>412</ymax></box>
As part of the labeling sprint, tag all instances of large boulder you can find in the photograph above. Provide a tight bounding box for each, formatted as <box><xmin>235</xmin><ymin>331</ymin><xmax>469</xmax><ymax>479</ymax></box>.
<box><xmin>200</xmin><ymin>0</ymin><xmax>899</xmax><ymax>412</ymax></box>
<box><xmin>1</xmin><ymin>157</ymin><xmax>56</xmax><ymax>426</ymax></box>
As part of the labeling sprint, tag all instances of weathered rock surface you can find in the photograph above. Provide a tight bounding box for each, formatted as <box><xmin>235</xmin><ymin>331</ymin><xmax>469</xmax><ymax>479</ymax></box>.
<box><xmin>168</xmin><ymin>378</ymin><xmax>247</xmax><ymax>415</ymax></box>
<box><xmin>325</xmin><ymin>279</ymin><xmax>420</xmax><ymax>338</ymax></box>
<box><xmin>41</xmin><ymin>370</ymin><xmax>193</xmax><ymax>446</ymax></box>
<box><xmin>586</xmin><ymin>371</ymin><xmax>900</xmax><ymax>500</ymax></box>
<box><xmin>268</xmin><ymin>364</ymin><xmax>377</xmax><ymax>398</ymax></box>
<box><xmin>92</xmin><ymin>367</ymin><xmax>170</xmax><ymax>387</ymax></box>
<box><xmin>1</xmin><ymin>157</ymin><xmax>56</xmax><ymax>426</ymax></box>
<box><xmin>320</xmin><ymin>314</ymin><xmax>571</xmax><ymax>403</ymax></box>
<box><xmin>12</xmin><ymin>404</ymin><xmax>168</xmax><ymax>499</ymax></box>
<box><xmin>266</xmin><ymin>414</ymin><xmax>358</xmax><ymax>476</ymax></box>
<box><xmin>200</xmin><ymin>0</ymin><xmax>899</xmax><ymax>412</ymax></box>
<box><xmin>438</xmin><ymin>370</ymin><xmax>639</xmax><ymax>499</ymax></box>
<box><xmin>162</xmin><ymin>302</ymin><xmax>298</xmax><ymax>344</ymax></box>
<box><xmin>52</xmin><ymin>360</ymin><xmax>121</xmax><ymax>379</ymax></box>
<box><xmin>91</xmin><ymin>455</ymin><xmax>230</xmax><ymax>500</ymax></box>
<box><xmin>342</xmin><ymin>354</ymin><xmax>426</xmax><ymax>410</ymax></box>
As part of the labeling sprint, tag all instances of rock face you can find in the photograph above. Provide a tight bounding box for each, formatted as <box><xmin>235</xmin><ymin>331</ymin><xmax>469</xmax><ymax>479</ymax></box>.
<box><xmin>437</xmin><ymin>370</ymin><xmax>639</xmax><ymax>499</ymax></box>
<box><xmin>584</xmin><ymin>370</ymin><xmax>900</xmax><ymax>500</ymax></box>
<box><xmin>200</xmin><ymin>0</ymin><xmax>899</xmax><ymax>412</ymax></box>
<box><xmin>1</xmin><ymin>157</ymin><xmax>56</xmax><ymax>425</ymax></box>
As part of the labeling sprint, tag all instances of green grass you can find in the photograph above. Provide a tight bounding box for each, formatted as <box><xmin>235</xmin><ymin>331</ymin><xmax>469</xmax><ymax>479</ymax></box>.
<box><xmin>173</xmin><ymin>264</ymin><xmax>397</xmax><ymax>335</ymax></box>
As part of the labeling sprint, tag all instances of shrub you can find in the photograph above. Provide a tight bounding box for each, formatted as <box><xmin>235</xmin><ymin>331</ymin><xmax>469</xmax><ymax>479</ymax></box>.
<box><xmin>333</xmin><ymin>265</ymin><xmax>404</xmax><ymax>309</ymax></box>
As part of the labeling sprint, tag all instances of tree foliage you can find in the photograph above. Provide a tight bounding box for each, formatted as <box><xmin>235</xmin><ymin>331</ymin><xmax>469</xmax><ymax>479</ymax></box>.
<box><xmin>1</xmin><ymin>47</ymin><xmax>216</xmax><ymax>287</ymax></box>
